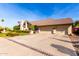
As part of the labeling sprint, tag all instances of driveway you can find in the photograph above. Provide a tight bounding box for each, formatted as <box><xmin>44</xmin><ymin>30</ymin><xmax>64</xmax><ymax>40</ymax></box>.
<box><xmin>0</xmin><ymin>32</ymin><xmax>77</xmax><ymax>56</ymax></box>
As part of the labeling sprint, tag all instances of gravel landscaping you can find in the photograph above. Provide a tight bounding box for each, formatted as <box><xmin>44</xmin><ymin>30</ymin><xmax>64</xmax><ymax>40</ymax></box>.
<box><xmin>69</xmin><ymin>34</ymin><xmax>79</xmax><ymax>56</ymax></box>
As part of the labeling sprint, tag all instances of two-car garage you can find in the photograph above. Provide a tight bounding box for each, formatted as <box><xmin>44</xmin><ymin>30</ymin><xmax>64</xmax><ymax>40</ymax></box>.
<box><xmin>38</xmin><ymin>24</ymin><xmax>72</xmax><ymax>35</ymax></box>
<box><xmin>31</xmin><ymin>18</ymin><xmax>73</xmax><ymax>35</ymax></box>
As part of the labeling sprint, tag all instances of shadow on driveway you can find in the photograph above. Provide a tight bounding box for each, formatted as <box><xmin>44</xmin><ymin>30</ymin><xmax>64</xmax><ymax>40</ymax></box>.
<box><xmin>7</xmin><ymin>39</ymin><xmax>53</xmax><ymax>56</ymax></box>
<box><xmin>51</xmin><ymin>37</ymin><xmax>72</xmax><ymax>43</ymax></box>
<box><xmin>51</xmin><ymin>44</ymin><xmax>76</xmax><ymax>56</ymax></box>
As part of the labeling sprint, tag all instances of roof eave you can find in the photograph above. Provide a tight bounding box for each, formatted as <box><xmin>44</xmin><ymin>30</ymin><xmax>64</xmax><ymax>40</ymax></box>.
<box><xmin>37</xmin><ymin>23</ymin><xmax>73</xmax><ymax>26</ymax></box>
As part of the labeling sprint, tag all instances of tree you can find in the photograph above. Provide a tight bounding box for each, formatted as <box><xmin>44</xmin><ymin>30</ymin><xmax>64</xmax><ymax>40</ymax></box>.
<box><xmin>74</xmin><ymin>21</ymin><xmax>79</xmax><ymax>28</ymax></box>
<box><xmin>13</xmin><ymin>25</ymin><xmax>20</xmax><ymax>31</ymax></box>
<box><xmin>0</xmin><ymin>19</ymin><xmax>6</xmax><ymax>33</ymax></box>
<box><xmin>1</xmin><ymin>19</ymin><xmax>4</xmax><ymax>22</ymax></box>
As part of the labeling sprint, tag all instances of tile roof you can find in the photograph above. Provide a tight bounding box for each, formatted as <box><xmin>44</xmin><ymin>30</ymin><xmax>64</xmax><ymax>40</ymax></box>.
<box><xmin>30</xmin><ymin>18</ymin><xmax>73</xmax><ymax>26</ymax></box>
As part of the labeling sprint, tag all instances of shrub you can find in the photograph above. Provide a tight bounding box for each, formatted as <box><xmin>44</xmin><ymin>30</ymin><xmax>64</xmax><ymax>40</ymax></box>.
<box><xmin>13</xmin><ymin>25</ymin><xmax>20</xmax><ymax>31</ymax></box>
<box><xmin>29</xmin><ymin>25</ymin><xmax>35</xmax><ymax>31</ymax></box>
<box><xmin>6</xmin><ymin>32</ymin><xmax>19</xmax><ymax>37</ymax></box>
<box><xmin>0</xmin><ymin>26</ymin><xmax>3</xmax><ymax>32</ymax></box>
<box><xmin>34</xmin><ymin>25</ymin><xmax>39</xmax><ymax>30</ymax></box>
<box><xmin>13</xmin><ymin>30</ymin><xmax>30</xmax><ymax>33</ymax></box>
<box><xmin>5</xmin><ymin>27</ymin><xmax>12</xmax><ymax>31</ymax></box>
<box><xmin>73</xmin><ymin>28</ymin><xmax>79</xmax><ymax>35</ymax></box>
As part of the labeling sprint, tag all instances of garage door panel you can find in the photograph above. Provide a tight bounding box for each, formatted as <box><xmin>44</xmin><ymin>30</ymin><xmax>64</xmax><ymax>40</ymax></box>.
<box><xmin>53</xmin><ymin>26</ymin><xmax>68</xmax><ymax>35</ymax></box>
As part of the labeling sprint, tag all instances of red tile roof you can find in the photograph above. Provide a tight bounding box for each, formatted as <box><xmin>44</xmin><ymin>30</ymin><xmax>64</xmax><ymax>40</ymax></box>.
<box><xmin>30</xmin><ymin>18</ymin><xmax>73</xmax><ymax>26</ymax></box>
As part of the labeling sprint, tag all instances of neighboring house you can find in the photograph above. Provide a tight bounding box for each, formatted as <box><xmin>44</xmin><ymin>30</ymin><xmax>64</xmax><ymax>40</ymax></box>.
<box><xmin>19</xmin><ymin>18</ymin><xmax>73</xmax><ymax>35</ymax></box>
<box><xmin>31</xmin><ymin>18</ymin><xmax>73</xmax><ymax>35</ymax></box>
<box><xmin>18</xmin><ymin>20</ymin><xmax>31</xmax><ymax>30</ymax></box>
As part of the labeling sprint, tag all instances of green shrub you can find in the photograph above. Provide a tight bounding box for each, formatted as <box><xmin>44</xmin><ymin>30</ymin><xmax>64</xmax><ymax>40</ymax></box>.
<box><xmin>5</xmin><ymin>27</ymin><xmax>12</xmax><ymax>31</ymax></box>
<box><xmin>0</xmin><ymin>26</ymin><xmax>3</xmax><ymax>32</ymax></box>
<box><xmin>29</xmin><ymin>25</ymin><xmax>35</xmax><ymax>30</ymax></box>
<box><xmin>13</xmin><ymin>25</ymin><xmax>20</xmax><ymax>31</ymax></box>
<box><xmin>34</xmin><ymin>25</ymin><xmax>39</xmax><ymax>30</ymax></box>
<box><xmin>13</xmin><ymin>30</ymin><xmax>30</xmax><ymax>33</ymax></box>
<box><xmin>6</xmin><ymin>32</ymin><xmax>19</xmax><ymax>37</ymax></box>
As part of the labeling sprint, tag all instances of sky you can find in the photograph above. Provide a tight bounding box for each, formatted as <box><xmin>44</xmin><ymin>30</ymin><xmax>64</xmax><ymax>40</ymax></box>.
<box><xmin>0</xmin><ymin>3</ymin><xmax>79</xmax><ymax>28</ymax></box>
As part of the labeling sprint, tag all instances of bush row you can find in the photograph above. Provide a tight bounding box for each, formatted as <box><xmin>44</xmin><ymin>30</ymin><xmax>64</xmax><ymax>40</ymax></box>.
<box><xmin>13</xmin><ymin>30</ymin><xmax>30</xmax><ymax>33</ymax></box>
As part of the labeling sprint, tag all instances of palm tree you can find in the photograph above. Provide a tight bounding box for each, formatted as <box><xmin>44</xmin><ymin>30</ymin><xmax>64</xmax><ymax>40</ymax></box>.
<box><xmin>1</xmin><ymin>19</ymin><xmax>5</xmax><ymax>33</ymax></box>
<box><xmin>1</xmin><ymin>19</ymin><xmax>4</xmax><ymax>22</ymax></box>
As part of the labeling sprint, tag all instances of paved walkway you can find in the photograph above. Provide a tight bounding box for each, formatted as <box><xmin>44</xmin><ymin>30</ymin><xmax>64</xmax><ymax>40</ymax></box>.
<box><xmin>0</xmin><ymin>32</ymin><xmax>77</xmax><ymax>56</ymax></box>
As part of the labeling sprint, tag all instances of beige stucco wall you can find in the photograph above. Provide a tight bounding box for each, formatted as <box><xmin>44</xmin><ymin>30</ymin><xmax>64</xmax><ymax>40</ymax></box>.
<box><xmin>68</xmin><ymin>25</ymin><xmax>72</xmax><ymax>35</ymax></box>
<box><xmin>38</xmin><ymin>24</ymin><xmax>72</xmax><ymax>35</ymax></box>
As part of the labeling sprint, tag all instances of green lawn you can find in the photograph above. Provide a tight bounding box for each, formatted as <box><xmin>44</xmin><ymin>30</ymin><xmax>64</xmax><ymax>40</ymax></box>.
<box><xmin>0</xmin><ymin>31</ymin><xmax>29</xmax><ymax>37</ymax></box>
<box><xmin>0</xmin><ymin>33</ymin><xmax>7</xmax><ymax>37</ymax></box>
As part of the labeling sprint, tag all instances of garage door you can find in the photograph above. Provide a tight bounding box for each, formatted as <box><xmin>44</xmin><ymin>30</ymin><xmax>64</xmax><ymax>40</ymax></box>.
<box><xmin>55</xmin><ymin>30</ymin><xmax>65</xmax><ymax>35</ymax></box>
<box><xmin>53</xmin><ymin>26</ymin><xmax>67</xmax><ymax>35</ymax></box>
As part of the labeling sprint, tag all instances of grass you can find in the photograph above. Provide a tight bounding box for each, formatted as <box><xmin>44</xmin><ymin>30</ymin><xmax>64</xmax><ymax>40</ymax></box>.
<box><xmin>0</xmin><ymin>33</ymin><xmax>7</xmax><ymax>37</ymax></box>
<box><xmin>0</xmin><ymin>31</ymin><xmax>29</xmax><ymax>37</ymax></box>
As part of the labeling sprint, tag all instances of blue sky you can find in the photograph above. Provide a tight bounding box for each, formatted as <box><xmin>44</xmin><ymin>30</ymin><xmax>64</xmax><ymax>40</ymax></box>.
<box><xmin>0</xmin><ymin>3</ymin><xmax>79</xmax><ymax>28</ymax></box>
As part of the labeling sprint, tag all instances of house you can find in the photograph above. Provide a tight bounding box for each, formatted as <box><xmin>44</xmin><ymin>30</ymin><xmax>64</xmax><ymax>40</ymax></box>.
<box><xmin>18</xmin><ymin>20</ymin><xmax>31</xmax><ymax>31</ymax></box>
<box><xmin>19</xmin><ymin>18</ymin><xmax>73</xmax><ymax>35</ymax></box>
<box><xmin>31</xmin><ymin>18</ymin><xmax>73</xmax><ymax>35</ymax></box>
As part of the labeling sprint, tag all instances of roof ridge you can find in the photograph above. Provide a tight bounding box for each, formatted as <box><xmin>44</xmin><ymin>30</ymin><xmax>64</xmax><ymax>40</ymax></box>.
<box><xmin>31</xmin><ymin>18</ymin><xmax>72</xmax><ymax>22</ymax></box>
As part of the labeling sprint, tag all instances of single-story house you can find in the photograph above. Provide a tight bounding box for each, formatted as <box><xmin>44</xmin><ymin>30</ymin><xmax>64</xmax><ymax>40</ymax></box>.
<box><xmin>31</xmin><ymin>18</ymin><xmax>73</xmax><ymax>35</ymax></box>
<box><xmin>19</xmin><ymin>18</ymin><xmax>73</xmax><ymax>35</ymax></box>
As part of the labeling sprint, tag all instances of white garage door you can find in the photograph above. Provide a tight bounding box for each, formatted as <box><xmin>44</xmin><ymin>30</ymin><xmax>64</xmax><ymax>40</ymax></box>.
<box><xmin>53</xmin><ymin>27</ymin><xmax>66</xmax><ymax>35</ymax></box>
<box><xmin>55</xmin><ymin>30</ymin><xmax>65</xmax><ymax>35</ymax></box>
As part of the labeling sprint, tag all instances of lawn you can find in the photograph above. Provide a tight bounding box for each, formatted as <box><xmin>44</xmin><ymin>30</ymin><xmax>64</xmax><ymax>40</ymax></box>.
<box><xmin>0</xmin><ymin>31</ymin><xmax>29</xmax><ymax>37</ymax></box>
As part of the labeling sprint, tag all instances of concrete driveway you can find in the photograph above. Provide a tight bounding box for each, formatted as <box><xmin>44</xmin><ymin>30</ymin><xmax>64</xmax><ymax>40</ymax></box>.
<box><xmin>0</xmin><ymin>32</ymin><xmax>77</xmax><ymax>56</ymax></box>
